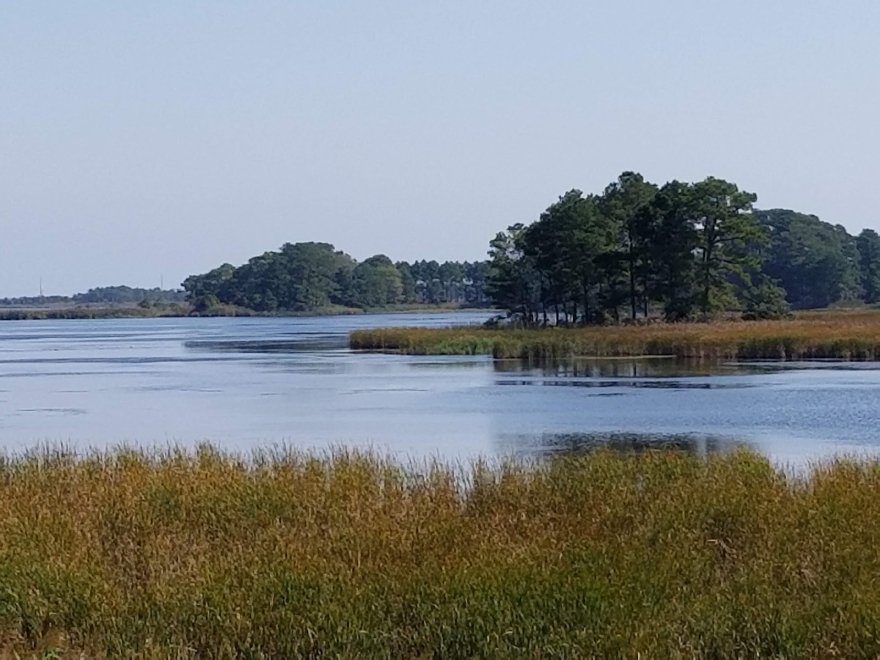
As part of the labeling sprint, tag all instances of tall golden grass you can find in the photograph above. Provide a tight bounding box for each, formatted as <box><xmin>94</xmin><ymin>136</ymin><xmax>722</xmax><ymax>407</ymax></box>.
<box><xmin>350</xmin><ymin>309</ymin><xmax>880</xmax><ymax>359</ymax></box>
<box><xmin>2</xmin><ymin>445</ymin><xmax>880</xmax><ymax>655</ymax></box>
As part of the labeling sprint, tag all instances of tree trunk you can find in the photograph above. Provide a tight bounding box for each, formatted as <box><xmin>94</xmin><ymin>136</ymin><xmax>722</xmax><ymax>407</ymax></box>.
<box><xmin>629</xmin><ymin>255</ymin><xmax>637</xmax><ymax>321</ymax></box>
<box><xmin>701</xmin><ymin>220</ymin><xmax>716</xmax><ymax>316</ymax></box>
<box><xmin>582</xmin><ymin>282</ymin><xmax>591</xmax><ymax>325</ymax></box>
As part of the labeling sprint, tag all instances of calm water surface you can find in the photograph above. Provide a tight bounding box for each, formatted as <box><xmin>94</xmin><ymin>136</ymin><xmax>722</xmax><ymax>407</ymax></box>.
<box><xmin>1</xmin><ymin>311</ymin><xmax>879</xmax><ymax>465</ymax></box>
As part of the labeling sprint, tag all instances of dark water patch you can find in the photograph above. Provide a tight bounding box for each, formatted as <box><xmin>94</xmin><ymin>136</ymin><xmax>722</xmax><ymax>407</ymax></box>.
<box><xmin>0</xmin><ymin>356</ymin><xmax>241</xmax><ymax>365</ymax></box>
<box><xmin>0</xmin><ymin>332</ymin><xmax>168</xmax><ymax>342</ymax></box>
<box><xmin>736</xmin><ymin>360</ymin><xmax>880</xmax><ymax>372</ymax></box>
<box><xmin>129</xmin><ymin>386</ymin><xmax>224</xmax><ymax>393</ymax></box>
<box><xmin>492</xmin><ymin>357</ymin><xmax>880</xmax><ymax>379</ymax></box>
<box><xmin>185</xmin><ymin>337</ymin><xmax>346</xmax><ymax>353</ymax></box>
<box><xmin>261</xmin><ymin>364</ymin><xmax>351</xmax><ymax>375</ymax></box>
<box><xmin>0</xmin><ymin>371</ymin><xmax>138</xmax><ymax>378</ymax></box>
<box><xmin>408</xmin><ymin>362</ymin><xmax>488</xmax><ymax>371</ymax></box>
<box><xmin>16</xmin><ymin>408</ymin><xmax>87</xmax><ymax>416</ymax></box>
<box><xmin>347</xmin><ymin>387</ymin><xmax>431</xmax><ymax>394</ymax></box>
<box><xmin>492</xmin><ymin>357</ymin><xmax>758</xmax><ymax>378</ymax></box>
<box><xmin>495</xmin><ymin>378</ymin><xmax>754</xmax><ymax>390</ymax></box>
<box><xmin>508</xmin><ymin>431</ymin><xmax>751</xmax><ymax>457</ymax></box>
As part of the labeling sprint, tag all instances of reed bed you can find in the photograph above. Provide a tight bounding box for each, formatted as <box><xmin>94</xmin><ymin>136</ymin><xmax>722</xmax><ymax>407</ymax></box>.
<box><xmin>2</xmin><ymin>445</ymin><xmax>880</xmax><ymax>655</ymax></box>
<box><xmin>350</xmin><ymin>309</ymin><xmax>880</xmax><ymax>359</ymax></box>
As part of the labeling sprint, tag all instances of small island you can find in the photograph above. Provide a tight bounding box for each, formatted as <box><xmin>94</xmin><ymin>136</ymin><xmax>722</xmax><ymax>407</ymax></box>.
<box><xmin>351</xmin><ymin>172</ymin><xmax>880</xmax><ymax>361</ymax></box>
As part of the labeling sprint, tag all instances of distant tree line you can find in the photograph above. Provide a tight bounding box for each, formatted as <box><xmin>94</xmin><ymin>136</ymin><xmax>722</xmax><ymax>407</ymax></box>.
<box><xmin>0</xmin><ymin>286</ymin><xmax>186</xmax><ymax>308</ymax></box>
<box><xmin>758</xmin><ymin>209</ymin><xmax>880</xmax><ymax>309</ymax></box>
<box><xmin>486</xmin><ymin>172</ymin><xmax>880</xmax><ymax>325</ymax></box>
<box><xmin>182</xmin><ymin>244</ymin><xmax>489</xmax><ymax>313</ymax></box>
<box><xmin>73</xmin><ymin>286</ymin><xmax>187</xmax><ymax>306</ymax></box>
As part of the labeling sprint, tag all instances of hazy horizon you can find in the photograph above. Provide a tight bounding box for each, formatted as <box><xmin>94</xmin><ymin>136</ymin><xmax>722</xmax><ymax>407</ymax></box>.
<box><xmin>3</xmin><ymin>1</ymin><xmax>879</xmax><ymax>297</ymax></box>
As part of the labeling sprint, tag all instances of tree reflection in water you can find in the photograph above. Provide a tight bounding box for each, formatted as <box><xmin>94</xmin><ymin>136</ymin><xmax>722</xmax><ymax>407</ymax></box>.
<box><xmin>507</xmin><ymin>431</ymin><xmax>752</xmax><ymax>458</ymax></box>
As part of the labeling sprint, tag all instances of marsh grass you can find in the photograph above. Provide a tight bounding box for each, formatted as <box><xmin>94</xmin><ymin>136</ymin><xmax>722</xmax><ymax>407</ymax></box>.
<box><xmin>1</xmin><ymin>445</ymin><xmax>880</xmax><ymax>655</ymax></box>
<box><xmin>350</xmin><ymin>309</ymin><xmax>880</xmax><ymax>360</ymax></box>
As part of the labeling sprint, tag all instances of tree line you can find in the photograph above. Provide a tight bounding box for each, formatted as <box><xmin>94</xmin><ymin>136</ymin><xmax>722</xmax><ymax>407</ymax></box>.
<box><xmin>182</xmin><ymin>244</ymin><xmax>489</xmax><ymax>313</ymax></box>
<box><xmin>179</xmin><ymin>171</ymin><xmax>880</xmax><ymax>319</ymax></box>
<box><xmin>0</xmin><ymin>286</ymin><xmax>186</xmax><ymax>308</ymax></box>
<box><xmin>759</xmin><ymin>209</ymin><xmax>880</xmax><ymax>309</ymax></box>
<box><xmin>487</xmin><ymin>172</ymin><xmax>880</xmax><ymax>325</ymax></box>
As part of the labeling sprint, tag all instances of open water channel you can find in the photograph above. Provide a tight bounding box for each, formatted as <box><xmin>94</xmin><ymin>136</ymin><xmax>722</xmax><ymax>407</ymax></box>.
<box><xmin>1</xmin><ymin>311</ymin><xmax>879</xmax><ymax>466</ymax></box>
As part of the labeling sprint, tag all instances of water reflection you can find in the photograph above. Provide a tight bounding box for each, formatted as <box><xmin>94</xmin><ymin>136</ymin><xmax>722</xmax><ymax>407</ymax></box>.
<box><xmin>184</xmin><ymin>337</ymin><xmax>345</xmax><ymax>353</ymax></box>
<box><xmin>495</xmin><ymin>379</ymin><xmax>752</xmax><ymax>390</ymax></box>
<box><xmin>495</xmin><ymin>357</ymin><xmax>880</xmax><ymax>377</ymax></box>
<box><xmin>504</xmin><ymin>431</ymin><xmax>752</xmax><ymax>458</ymax></box>
<box><xmin>493</xmin><ymin>357</ymin><xmax>756</xmax><ymax>378</ymax></box>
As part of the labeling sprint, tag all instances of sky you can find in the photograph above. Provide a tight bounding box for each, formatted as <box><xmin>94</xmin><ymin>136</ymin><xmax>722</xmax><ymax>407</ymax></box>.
<box><xmin>2</xmin><ymin>1</ymin><xmax>879</xmax><ymax>297</ymax></box>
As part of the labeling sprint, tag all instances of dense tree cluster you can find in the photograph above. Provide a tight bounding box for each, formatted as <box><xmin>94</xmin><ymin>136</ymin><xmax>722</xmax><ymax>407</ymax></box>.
<box><xmin>756</xmin><ymin>210</ymin><xmax>862</xmax><ymax>309</ymax></box>
<box><xmin>73</xmin><ymin>286</ymin><xmax>187</xmax><ymax>305</ymax></box>
<box><xmin>857</xmin><ymin>229</ymin><xmax>880</xmax><ymax>304</ymax></box>
<box><xmin>180</xmin><ymin>173</ymin><xmax>880</xmax><ymax>319</ymax></box>
<box><xmin>487</xmin><ymin>172</ymin><xmax>880</xmax><ymax>325</ymax></box>
<box><xmin>182</xmin><ymin>243</ymin><xmax>488</xmax><ymax>313</ymax></box>
<box><xmin>0</xmin><ymin>295</ymin><xmax>69</xmax><ymax>306</ymax></box>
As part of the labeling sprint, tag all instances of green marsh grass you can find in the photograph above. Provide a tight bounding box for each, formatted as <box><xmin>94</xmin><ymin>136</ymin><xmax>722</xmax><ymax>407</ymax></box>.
<box><xmin>2</xmin><ymin>445</ymin><xmax>880</xmax><ymax>655</ymax></box>
<box><xmin>350</xmin><ymin>308</ymin><xmax>880</xmax><ymax>360</ymax></box>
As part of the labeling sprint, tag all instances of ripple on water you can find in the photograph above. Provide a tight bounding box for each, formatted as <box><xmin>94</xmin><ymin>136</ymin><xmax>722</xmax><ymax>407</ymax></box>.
<box><xmin>15</xmin><ymin>408</ymin><xmax>88</xmax><ymax>416</ymax></box>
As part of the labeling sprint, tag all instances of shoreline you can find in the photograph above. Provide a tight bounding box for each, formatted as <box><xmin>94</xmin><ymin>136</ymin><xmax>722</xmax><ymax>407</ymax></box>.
<box><xmin>0</xmin><ymin>304</ymin><xmax>495</xmax><ymax>321</ymax></box>
<box><xmin>349</xmin><ymin>309</ymin><xmax>880</xmax><ymax>360</ymax></box>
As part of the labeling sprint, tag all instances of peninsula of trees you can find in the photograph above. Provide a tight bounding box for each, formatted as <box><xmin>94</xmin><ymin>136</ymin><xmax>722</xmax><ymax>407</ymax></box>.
<box><xmin>181</xmin><ymin>171</ymin><xmax>880</xmax><ymax>322</ymax></box>
<box><xmin>485</xmin><ymin>172</ymin><xmax>880</xmax><ymax>325</ymax></box>
<box><xmin>182</xmin><ymin>249</ymin><xmax>488</xmax><ymax>314</ymax></box>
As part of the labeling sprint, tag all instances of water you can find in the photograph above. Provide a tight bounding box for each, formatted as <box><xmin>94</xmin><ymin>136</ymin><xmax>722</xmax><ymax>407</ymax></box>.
<box><xmin>1</xmin><ymin>311</ymin><xmax>879</xmax><ymax>466</ymax></box>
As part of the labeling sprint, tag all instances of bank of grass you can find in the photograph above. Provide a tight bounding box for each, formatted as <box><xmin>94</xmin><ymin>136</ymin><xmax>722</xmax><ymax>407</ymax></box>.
<box><xmin>2</xmin><ymin>445</ymin><xmax>880</xmax><ymax>655</ymax></box>
<box><xmin>350</xmin><ymin>308</ymin><xmax>880</xmax><ymax>359</ymax></box>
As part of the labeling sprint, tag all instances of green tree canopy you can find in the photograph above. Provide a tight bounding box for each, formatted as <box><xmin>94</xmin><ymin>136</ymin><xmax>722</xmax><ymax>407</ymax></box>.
<box><xmin>349</xmin><ymin>255</ymin><xmax>404</xmax><ymax>308</ymax></box>
<box><xmin>690</xmin><ymin>177</ymin><xmax>762</xmax><ymax>316</ymax></box>
<box><xmin>857</xmin><ymin>229</ymin><xmax>880</xmax><ymax>304</ymax></box>
<box><xmin>486</xmin><ymin>173</ymin><xmax>784</xmax><ymax>325</ymax></box>
<box><xmin>757</xmin><ymin>209</ymin><xmax>863</xmax><ymax>309</ymax></box>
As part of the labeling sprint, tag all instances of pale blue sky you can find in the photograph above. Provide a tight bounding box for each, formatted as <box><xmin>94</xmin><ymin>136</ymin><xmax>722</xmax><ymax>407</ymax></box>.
<box><xmin>2</xmin><ymin>1</ymin><xmax>879</xmax><ymax>296</ymax></box>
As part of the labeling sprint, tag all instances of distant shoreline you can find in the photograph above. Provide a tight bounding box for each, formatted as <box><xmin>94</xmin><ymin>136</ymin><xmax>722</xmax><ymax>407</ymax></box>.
<box><xmin>0</xmin><ymin>303</ymin><xmax>495</xmax><ymax>321</ymax></box>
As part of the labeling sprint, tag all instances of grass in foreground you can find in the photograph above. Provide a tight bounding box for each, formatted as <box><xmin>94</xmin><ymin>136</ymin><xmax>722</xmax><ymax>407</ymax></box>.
<box><xmin>350</xmin><ymin>308</ymin><xmax>880</xmax><ymax>359</ymax></box>
<box><xmin>2</xmin><ymin>446</ymin><xmax>880</xmax><ymax>655</ymax></box>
